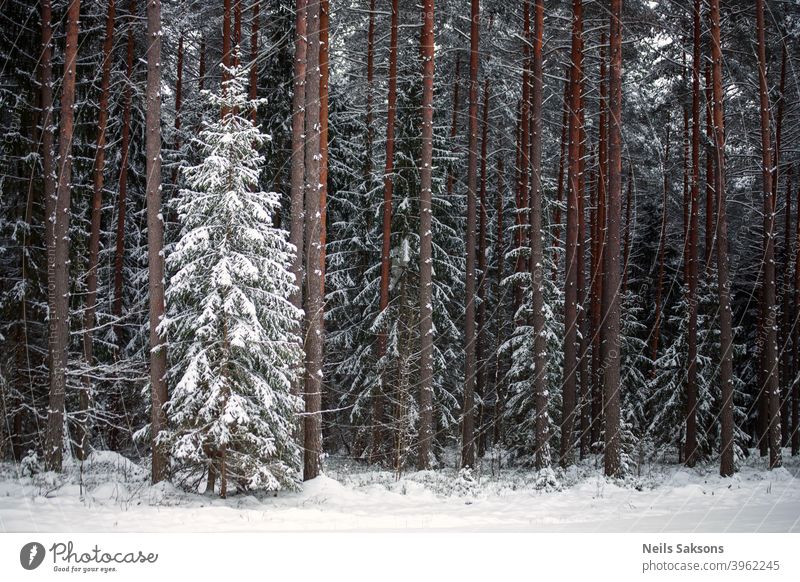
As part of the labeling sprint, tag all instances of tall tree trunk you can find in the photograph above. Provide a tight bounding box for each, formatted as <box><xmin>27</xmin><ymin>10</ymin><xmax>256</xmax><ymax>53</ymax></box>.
<box><xmin>704</xmin><ymin>61</ymin><xmax>714</xmax><ymax>272</ymax></box>
<box><xmin>493</xmin><ymin>157</ymin><xmax>506</xmax><ymax>446</ymax></box>
<box><xmin>755</xmin><ymin>0</ymin><xmax>781</xmax><ymax>470</ymax></box>
<box><xmin>289</xmin><ymin>0</ymin><xmax>307</xmax><ymax>404</ymax></box>
<box><xmin>710</xmin><ymin>0</ymin><xmax>735</xmax><ymax>478</ymax></box>
<box><xmin>553</xmin><ymin>68</ymin><xmax>570</xmax><ymax>274</ymax></box>
<box><xmin>515</xmin><ymin>1</ymin><xmax>531</xmax><ymax>317</ymax></box>
<box><xmin>374</xmin><ymin>0</ymin><xmax>399</xmax><ymax>464</ymax></box>
<box><xmin>477</xmin><ymin>77</ymin><xmax>490</xmax><ymax>457</ymax></box>
<box><xmin>303</xmin><ymin>0</ymin><xmax>323</xmax><ymax>480</ymax></box>
<box><xmin>110</xmin><ymin>0</ymin><xmax>136</xmax><ymax>453</ymax></box>
<box><xmin>530</xmin><ymin>0</ymin><xmax>548</xmax><ymax>470</ymax></box>
<box><xmin>417</xmin><ymin>0</ymin><xmax>436</xmax><ymax>469</ymax></box>
<box><xmin>462</xmin><ymin>0</ymin><xmax>480</xmax><ymax>469</ymax></box>
<box><xmin>602</xmin><ymin>0</ymin><xmax>623</xmax><ymax>477</ymax></box>
<box><xmin>782</xmin><ymin>168</ymin><xmax>793</xmax><ymax>447</ymax></box>
<box><xmin>774</xmin><ymin>46</ymin><xmax>789</xmax><ymax>448</ymax></box>
<box><xmin>560</xmin><ymin>0</ymin><xmax>582</xmax><ymax>468</ymax></box>
<box><xmin>146</xmin><ymin>0</ymin><xmax>168</xmax><ymax>484</ymax></box>
<box><xmin>39</xmin><ymin>0</ymin><xmax>56</xmax><ymax>462</ymax></box>
<box><xmin>685</xmin><ymin>0</ymin><xmax>701</xmax><ymax>468</ymax></box>
<box><xmin>80</xmin><ymin>0</ymin><xmax>117</xmax><ymax>460</ymax></box>
<box><xmin>591</xmin><ymin>37</ymin><xmax>607</xmax><ymax>449</ymax></box>
<box><xmin>45</xmin><ymin>0</ymin><xmax>81</xmax><ymax>472</ymax></box>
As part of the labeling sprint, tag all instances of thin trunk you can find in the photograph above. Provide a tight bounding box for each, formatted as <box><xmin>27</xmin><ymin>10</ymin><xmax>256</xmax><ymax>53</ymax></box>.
<box><xmin>374</xmin><ymin>0</ymin><xmax>399</xmax><ymax>464</ymax></box>
<box><xmin>710</xmin><ymin>0</ymin><xmax>735</xmax><ymax>478</ymax></box>
<box><xmin>80</xmin><ymin>0</ymin><xmax>117</xmax><ymax>460</ymax></box>
<box><xmin>477</xmin><ymin>77</ymin><xmax>490</xmax><ymax>458</ymax></box>
<box><xmin>530</xmin><ymin>0</ymin><xmax>548</xmax><ymax>470</ymax></box>
<box><xmin>112</xmin><ymin>4</ymin><xmax>136</xmax><ymax>450</ymax></box>
<box><xmin>704</xmin><ymin>61</ymin><xmax>714</xmax><ymax>272</ymax></box>
<box><xmin>146</xmin><ymin>0</ymin><xmax>168</xmax><ymax>484</ymax></box>
<box><xmin>493</xmin><ymin>158</ymin><xmax>505</xmax><ymax>446</ymax></box>
<box><xmin>685</xmin><ymin>0</ymin><xmax>701</xmax><ymax>467</ymax></box>
<box><xmin>756</xmin><ymin>0</ymin><xmax>781</xmax><ymax>469</ymax></box>
<box><xmin>782</xmin><ymin>168</ymin><xmax>793</xmax><ymax>447</ymax></box>
<box><xmin>576</xmin><ymin>128</ymin><xmax>588</xmax><ymax>461</ymax></box>
<box><xmin>289</xmin><ymin>0</ymin><xmax>307</xmax><ymax>402</ymax></box>
<box><xmin>462</xmin><ymin>0</ymin><xmax>480</xmax><ymax>469</ymax></box>
<box><xmin>560</xmin><ymin>0</ymin><xmax>582</xmax><ymax>468</ymax></box>
<box><xmin>303</xmin><ymin>0</ymin><xmax>323</xmax><ymax>480</ymax></box>
<box><xmin>591</xmin><ymin>37</ymin><xmax>607</xmax><ymax>449</ymax></box>
<box><xmin>39</xmin><ymin>0</ymin><xmax>56</xmax><ymax>458</ymax></box>
<box><xmin>553</xmin><ymin>68</ymin><xmax>570</xmax><ymax>274</ymax></box>
<box><xmin>320</xmin><ymin>0</ymin><xmax>329</xmax><ymax>280</ymax></box>
<box><xmin>417</xmin><ymin>0</ymin><xmax>435</xmax><ymax>469</ymax></box>
<box><xmin>515</xmin><ymin>1</ymin><xmax>531</xmax><ymax>317</ymax></box>
<box><xmin>602</xmin><ymin>0</ymin><xmax>623</xmax><ymax>477</ymax></box>
<box><xmin>45</xmin><ymin>0</ymin><xmax>80</xmax><ymax>472</ymax></box>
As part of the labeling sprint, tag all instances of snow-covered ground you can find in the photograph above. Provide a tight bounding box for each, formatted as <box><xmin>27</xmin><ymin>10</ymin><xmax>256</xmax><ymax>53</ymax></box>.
<box><xmin>1</xmin><ymin>450</ymin><xmax>798</xmax><ymax>533</ymax></box>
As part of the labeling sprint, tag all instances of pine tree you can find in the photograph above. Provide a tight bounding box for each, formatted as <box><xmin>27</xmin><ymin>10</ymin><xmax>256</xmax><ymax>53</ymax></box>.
<box><xmin>162</xmin><ymin>64</ymin><xmax>303</xmax><ymax>495</ymax></box>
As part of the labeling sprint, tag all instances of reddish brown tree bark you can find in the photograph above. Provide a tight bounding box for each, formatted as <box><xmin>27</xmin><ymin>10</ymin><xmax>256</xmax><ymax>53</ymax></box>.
<box><xmin>146</xmin><ymin>0</ymin><xmax>168</xmax><ymax>484</ymax></box>
<box><xmin>303</xmin><ymin>0</ymin><xmax>323</xmax><ymax>480</ymax></box>
<box><xmin>44</xmin><ymin>0</ymin><xmax>80</xmax><ymax>472</ymax></box>
<box><xmin>560</xmin><ymin>0</ymin><xmax>582</xmax><ymax>468</ymax></box>
<box><xmin>477</xmin><ymin>77</ymin><xmax>490</xmax><ymax>457</ymax></box>
<box><xmin>553</xmin><ymin>69</ymin><xmax>570</xmax><ymax>273</ymax></box>
<box><xmin>685</xmin><ymin>0</ymin><xmax>701</xmax><ymax>467</ymax></box>
<box><xmin>374</xmin><ymin>0</ymin><xmax>399</xmax><ymax>464</ymax></box>
<box><xmin>514</xmin><ymin>0</ymin><xmax>531</xmax><ymax>314</ymax></box>
<box><xmin>417</xmin><ymin>0</ymin><xmax>436</xmax><ymax>469</ymax></box>
<box><xmin>591</xmin><ymin>37</ymin><xmax>607</xmax><ymax>449</ymax></box>
<box><xmin>462</xmin><ymin>0</ymin><xmax>480</xmax><ymax>469</ymax></box>
<box><xmin>602</xmin><ymin>0</ymin><xmax>623</xmax><ymax>477</ymax></box>
<box><xmin>704</xmin><ymin>61</ymin><xmax>714</xmax><ymax>272</ymax></box>
<box><xmin>530</xmin><ymin>0</ymin><xmax>548</xmax><ymax>469</ymax></box>
<box><xmin>756</xmin><ymin>0</ymin><xmax>781</xmax><ymax>469</ymax></box>
<box><xmin>710</xmin><ymin>0</ymin><xmax>735</xmax><ymax>477</ymax></box>
<box><xmin>80</xmin><ymin>0</ymin><xmax>117</xmax><ymax>460</ymax></box>
<box><xmin>289</xmin><ymin>0</ymin><xmax>307</xmax><ymax>403</ymax></box>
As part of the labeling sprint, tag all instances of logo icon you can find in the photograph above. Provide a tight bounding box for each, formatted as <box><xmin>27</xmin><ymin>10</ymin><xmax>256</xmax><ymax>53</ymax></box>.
<box><xmin>20</xmin><ymin>542</ymin><xmax>46</xmax><ymax>570</ymax></box>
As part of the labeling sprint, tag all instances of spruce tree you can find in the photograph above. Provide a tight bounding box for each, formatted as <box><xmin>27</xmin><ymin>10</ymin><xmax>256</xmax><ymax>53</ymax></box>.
<box><xmin>162</xmin><ymin>64</ymin><xmax>303</xmax><ymax>494</ymax></box>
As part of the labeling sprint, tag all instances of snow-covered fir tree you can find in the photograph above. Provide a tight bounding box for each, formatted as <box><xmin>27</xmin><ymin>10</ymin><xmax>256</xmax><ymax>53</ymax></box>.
<box><xmin>161</xmin><ymin>62</ymin><xmax>303</xmax><ymax>495</ymax></box>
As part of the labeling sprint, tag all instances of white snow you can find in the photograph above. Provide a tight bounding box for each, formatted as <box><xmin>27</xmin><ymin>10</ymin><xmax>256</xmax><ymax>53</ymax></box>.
<box><xmin>1</xmin><ymin>450</ymin><xmax>798</xmax><ymax>533</ymax></box>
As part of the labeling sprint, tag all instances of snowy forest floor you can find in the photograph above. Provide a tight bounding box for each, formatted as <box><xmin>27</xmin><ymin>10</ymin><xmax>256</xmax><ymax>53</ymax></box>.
<box><xmin>1</xmin><ymin>450</ymin><xmax>799</xmax><ymax>532</ymax></box>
